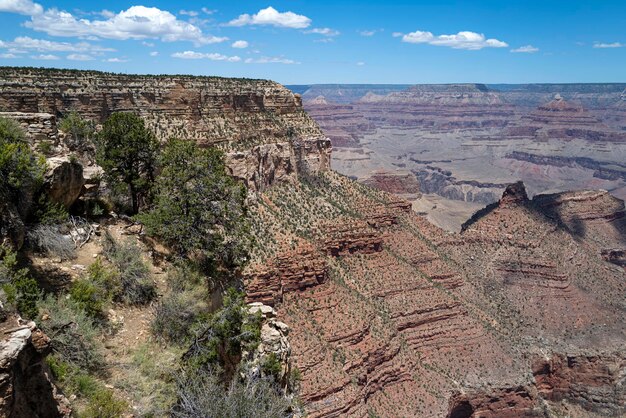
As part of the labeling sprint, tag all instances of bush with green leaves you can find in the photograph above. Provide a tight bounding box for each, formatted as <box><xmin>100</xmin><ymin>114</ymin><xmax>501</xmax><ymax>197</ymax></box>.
<box><xmin>0</xmin><ymin>116</ymin><xmax>46</xmax><ymax>244</ymax></box>
<box><xmin>69</xmin><ymin>259</ymin><xmax>117</xmax><ymax>319</ymax></box>
<box><xmin>0</xmin><ymin>245</ymin><xmax>41</xmax><ymax>319</ymax></box>
<box><xmin>171</xmin><ymin>368</ymin><xmax>290</xmax><ymax>418</ymax></box>
<box><xmin>58</xmin><ymin>111</ymin><xmax>95</xmax><ymax>153</ymax></box>
<box><xmin>138</xmin><ymin>138</ymin><xmax>249</xmax><ymax>275</ymax></box>
<box><xmin>183</xmin><ymin>288</ymin><xmax>262</xmax><ymax>381</ymax></box>
<box><xmin>47</xmin><ymin>354</ymin><xmax>126</xmax><ymax>417</ymax></box>
<box><xmin>96</xmin><ymin>112</ymin><xmax>158</xmax><ymax>214</ymax></box>
<box><xmin>102</xmin><ymin>232</ymin><xmax>156</xmax><ymax>305</ymax></box>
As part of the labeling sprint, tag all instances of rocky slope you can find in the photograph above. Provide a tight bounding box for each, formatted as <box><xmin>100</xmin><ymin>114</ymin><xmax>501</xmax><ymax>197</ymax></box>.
<box><xmin>247</xmin><ymin>173</ymin><xmax>626</xmax><ymax>417</ymax></box>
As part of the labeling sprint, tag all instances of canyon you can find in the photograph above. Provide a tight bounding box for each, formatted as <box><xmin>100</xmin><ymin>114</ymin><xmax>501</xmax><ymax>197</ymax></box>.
<box><xmin>0</xmin><ymin>68</ymin><xmax>624</xmax><ymax>417</ymax></box>
<box><xmin>295</xmin><ymin>83</ymin><xmax>626</xmax><ymax>231</ymax></box>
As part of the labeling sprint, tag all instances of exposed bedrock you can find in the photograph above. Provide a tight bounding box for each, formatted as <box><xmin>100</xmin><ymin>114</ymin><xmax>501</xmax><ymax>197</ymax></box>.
<box><xmin>0</xmin><ymin>67</ymin><xmax>331</xmax><ymax>193</ymax></box>
<box><xmin>0</xmin><ymin>316</ymin><xmax>70</xmax><ymax>417</ymax></box>
<box><xmin>532</xmin><ymin>353</ymin><xmax>626</xmax><ymax>415</ymax></box>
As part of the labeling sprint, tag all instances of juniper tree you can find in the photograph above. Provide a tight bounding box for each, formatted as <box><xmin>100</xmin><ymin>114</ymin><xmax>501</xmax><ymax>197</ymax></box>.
<box><xmin>96</xmin><ymin>113</ymin><xmax>158</xmax><ymax>214</ymax></box>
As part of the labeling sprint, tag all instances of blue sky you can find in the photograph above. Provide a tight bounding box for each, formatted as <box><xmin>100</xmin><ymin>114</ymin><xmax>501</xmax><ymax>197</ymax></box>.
<box><xmin>0</xmin><ymin>0</ymin><xmax>624</xmax><ymax>84</ymax></box>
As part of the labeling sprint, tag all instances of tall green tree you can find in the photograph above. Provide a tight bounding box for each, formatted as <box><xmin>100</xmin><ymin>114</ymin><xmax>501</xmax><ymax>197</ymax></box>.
<box><xmin>138</xmin><ymin>138</ymin><xmax>249</xmax><ymax>273</ymax></box>
<box><xmin>96</xmin><ymin>113</ymin><xmax>158</xmax><ymax>214</ymax></box>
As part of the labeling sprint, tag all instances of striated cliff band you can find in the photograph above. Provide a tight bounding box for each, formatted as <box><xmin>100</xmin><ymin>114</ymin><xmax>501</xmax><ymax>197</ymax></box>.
<box><xmin>0</xmin><ymin>66</ymin><xmax>331</xmax><ymax>192</ymax></box>
<box><xmin>0</xmin><ymin>68</ymin><xmax>624</xmax><ymax>417</ymax></box>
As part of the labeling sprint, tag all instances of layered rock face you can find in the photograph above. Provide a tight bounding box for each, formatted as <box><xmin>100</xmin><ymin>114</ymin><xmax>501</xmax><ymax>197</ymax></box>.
<box><xmin>298</xmin><ymin>83</ymin><xmax>626</xmax><ymax>231</ymax></box>
<box><xmin>247</xmin><ymin>172</ymin><xmax>626</xmax><ymax>417</ymax></box>
<box><xmin>0</xmin><ymin>67</ymin><xmax>331</xmax><ymax>192</ymax></box>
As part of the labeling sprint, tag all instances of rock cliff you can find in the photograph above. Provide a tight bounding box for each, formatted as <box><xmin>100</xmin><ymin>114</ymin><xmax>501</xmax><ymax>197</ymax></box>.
<box><xmin>0</xmin><ymin>67</ymin><xmax>331</xmax><ymax>192</ymax></box>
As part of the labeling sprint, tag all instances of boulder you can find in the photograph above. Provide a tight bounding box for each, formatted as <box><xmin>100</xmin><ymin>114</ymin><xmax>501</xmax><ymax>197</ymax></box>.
<box><xmin>44</xmin><ymin>157</ymin><xmax>85</xmax><ymax>209</ymax></box>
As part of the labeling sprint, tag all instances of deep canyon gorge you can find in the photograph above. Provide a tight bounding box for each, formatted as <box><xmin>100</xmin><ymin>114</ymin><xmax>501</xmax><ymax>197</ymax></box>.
<box><xmin>0</xmin><ymin>67</ymin><xmax>624</xmax><ymax>417</ymax></box>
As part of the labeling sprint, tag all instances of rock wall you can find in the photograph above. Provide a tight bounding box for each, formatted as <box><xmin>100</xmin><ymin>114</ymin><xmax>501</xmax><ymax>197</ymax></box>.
<box><xmin>0</xmin><ymin>67</ymin><xmax>331</xmax><ymax>192</ymax></box>
<box><xmin>0</xmin><ymin>111</ymin><xmax>57</xmax><ymax>142</ymax></box>
<box><xmin>0</xmin><ymin>316</ymin><xmax>70</xmax><ymax>417</ymax></box>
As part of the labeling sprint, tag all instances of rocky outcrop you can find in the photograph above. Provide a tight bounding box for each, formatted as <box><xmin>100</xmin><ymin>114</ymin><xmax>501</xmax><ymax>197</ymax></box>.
<box><xmin>0</xmin><ymin>112</ymin><xmax>57</xmax><ymax>142</ymax></box>
<box><xmin>318</xmin><ymin>219</ymin><xmax>384</xmax><ymax>257</ymax></box>
<box><xmin>43</xmin><ymin>157</ymin><xmax>85</xmax><ymax>209</ymax></box>
<box><xmin>532</xmin><ymin>354</ymin><xmax>626</xmax><ymax>415</ymax></box>
<box><xmin>0</xmin><ymin>316</ymin><xmax>70</xmax><ymax>417</ymax></box>
<box><xmin>446</xmin><ymin>387</ymin><xmax>542</xmax><ymax>418</ymax></box>
<box><xmin>362</xmin><ymin>170</ymin><xmax>421</xmax><ymax>195</ymax></box>
<box><xmin>244</xmin><ymin>244</ymin><xmax>328</xmax><ymax>306</ymax></box>
<box><xmin>245</xmin><ymin>303</ymin><xmax>293</xmax><ymax>390</ymax></box>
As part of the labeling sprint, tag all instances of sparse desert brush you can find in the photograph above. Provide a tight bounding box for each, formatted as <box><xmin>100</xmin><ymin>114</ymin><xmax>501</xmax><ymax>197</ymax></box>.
<box><xmin>27</xmin><ymin>224</ymin><xmax>76</xmax><ymax>260</ymax></box>
<box><xmin>39</xmin><ymin>295</ymin><xmax>105</xmax><ymax>372</ymax></box>
<box><xmin>102</xmin><ymin>232</ymin><xmax>156</xmax><ymax>305</ymax></box>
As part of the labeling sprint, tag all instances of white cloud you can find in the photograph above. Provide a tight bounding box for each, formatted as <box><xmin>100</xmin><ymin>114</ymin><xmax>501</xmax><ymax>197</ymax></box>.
<box><xmin>305</xmin><ymin>27</ymin><xmax>340</xmax><ymax>37</ymax></box>
<box><xmin>171</xmin><ymin>50</ymin><xmax>241</xmax><ymax>62</ymax></box>
<box><xmin>23</xmin><ymin>5</ymin><xmax>227</xmax><ymax>45</ymax></box>
<box><xmin>402</xmin><ymin>30</ymin><xmax>508</xmax><ymax>50</ymax></box>
<box><xmin>0</xmin><ymin>0</ymin><xmax>42</xmax><ymax>15</ymax></box>
<box><xmin>0</xmin><ymin>53</ymin><xmax>18</xmax><ymax>58</ymax></box>
<box><xmin>201</xmin><ymin>7</ymin><xmax>216</xmax><ymax>15</ymax></box>
<box><xmin>356</xmin><ymin>61</ymin><xmax>365</xmax><ymax>66</ymax></box>
<box><xmin>314</xmin><ymin>38</ymin><xmax>334</xmax><ymax>44</ymax></box>
<box><xmin>179</xmin><ymin>10</ymin><xmax>198</xmax><ymax>17</ymax></box>
<box><xmin>99</xmin><ymin>9</ymin><xmax>115</xmax><ymax>19</ymax></box>
<box><xmin>244</xmin><ymin>56</ymin><xmax>298</xmax><ymax>64</ymax></box>
<box><xmin>511</xmin><ymin>45</ymin><xmax>539</xmax><ymax>53</ymax></box>
<box><xmin>31</xmin><ymin>53</ymin><xmax>59</xmax><ymax>60</ymax></box>
<box><xmin>67</xmin><ymin>53</ymin><xmax>94</xmax><ymax>61</ymax></box>
<box><xmin>149</xmin><ymin>51</ymin><xmax>158</xmax><ymax>56</ymax></box>
<box><xmin>392</xmin><ymin>32</ymin><xmax>403</xmax><ymax>38</ymax></box>
<box><xmin>232</xmin><ymin>40</ymin><xmax>248</xmax><ymax>49</ymax></box>
<box><xmin>593</xmin><ymin>42</ymin><xmax>623</xmax><ymax>48</ymax></box>
<box><xmin>106</xmin><ymin>57</ymin><xmax>128</xmax><ymax>62</ymax></box>
<box><xmin>359</xmin><ymin>29</ymin><xmax>383</xmax><ymax>37</ymax></box>
<box><xmin>0</xmin><ymin>36</ymin><xmax>114</xmax><ymax>53</ymax></box>
<box><xmin>228</xmin><ymin>6</ymin><xmax>311</xmax><ymax>29</ymax></box>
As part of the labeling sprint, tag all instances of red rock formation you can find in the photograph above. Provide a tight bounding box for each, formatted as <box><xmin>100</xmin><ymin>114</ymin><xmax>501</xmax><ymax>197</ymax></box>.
<box><xmin>362</xmin><ymin>170</ymin><xmax>421</xmax><ymax>195</ymax></box>
<box><xmin>532</xmin><ymin>354</ymin><xmax>626</xmax><ymax>415</ymax></box>
<box><xmin>244</xmin><ymin>243</ymin><xmax>328</xmax><ymax>306</ymax></box>
<box><xmin>446</xmin><ymin>387</ymin><xmax>541</xmax><ymax>418</ymax></box>
<box><xmin>318</xmin><ymin>219</ymin><xmax>384</xmax><ymax>256</ymax></box>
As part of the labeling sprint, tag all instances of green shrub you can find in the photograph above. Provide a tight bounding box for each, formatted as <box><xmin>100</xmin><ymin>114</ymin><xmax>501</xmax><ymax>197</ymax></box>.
<box><xmin>0</xmin><ymin>117</ymin><xmax>46</xmax><ymax>242</ymax></box>
<box><xmin>81</xmin><ymin>388</ymin><xmax>127</xmax><ymax>418</ymax></box>
<box><xmin>30</xmin><ymin>194</ymin><xmax>69</xmax><ymax>225</ymax></box>
<box><xmin>183</xmin><ymin>288</ymin><xmax>262</xmax><ymax>381</ymax></box>
<box><xmin>58</xmin><ymin>111</ymin><xmax>95</xmax><ymax>153</ymax></box>
<box><xmin>46</xmin><ymin>354</ymin><xmax>126</xmax><ymax>418</ymax></box>
<box><xmin>261</xmin><ymin>353</ymin><xmax>283</xmax><ymax>382</ymax></box>
<box><xmin>151</xmin><ymin>290</ymin><xmax>208</xmax><ymax>344</ymax></box>
<box><xmin>36</xmin><ymin>140</ymin><xmax>54</xmax><ymax>155</ymax></box>
<box><xmin>69</xmin><ymin>259</ymin><xmax>117</xmax><ymax>318</ymax></box>
<box><xmin>0</xmin><ymin>245</ymin><xmax>41</xmax><ymax>319</ymax></box>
